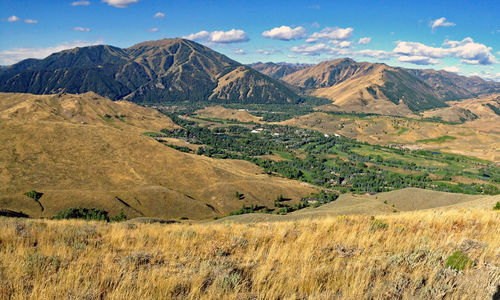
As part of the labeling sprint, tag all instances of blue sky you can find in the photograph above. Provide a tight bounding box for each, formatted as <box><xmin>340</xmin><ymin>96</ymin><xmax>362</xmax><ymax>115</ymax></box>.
<box><xmin>1</xmin><ymin>0</ymin><xmax>499</xmax><ymax>81</ymax></box>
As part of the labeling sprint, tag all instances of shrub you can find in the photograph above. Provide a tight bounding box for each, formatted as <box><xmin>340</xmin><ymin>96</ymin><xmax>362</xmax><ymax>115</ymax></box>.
<box><xmin>53</xmin><ymin>207</ymin><xmax>109</xmax><ymax>221</ymax></box>
<box><xmin>25</xmin><ymin>190</ymin><xmax>42</xmax><ymax>201</ymax></box>
<box><xmin>446</xmin><ymin>251</ymin><xmax>473</xmax><ymax>271</ymax></box>
<box><xmin>110</xmin><ymin>209</ymin><xmax>127</xmax><ymax>222</ymax></box>
<box><xmin>370</xmin><ymin>217</ymin><xmax>388</xmax><ymax>230</ymax></box>
<box><xmin>494</xmin><ymin>202</ymin><xmax>500</xmax><ymax>210</ymax></box>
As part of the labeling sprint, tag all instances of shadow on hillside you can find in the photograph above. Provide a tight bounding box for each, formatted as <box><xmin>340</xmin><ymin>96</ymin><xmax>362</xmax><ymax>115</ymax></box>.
<box><xmin>493</xmin><ymin>285</ymin><xmax>500</xmax><ymax>300</ymax></box>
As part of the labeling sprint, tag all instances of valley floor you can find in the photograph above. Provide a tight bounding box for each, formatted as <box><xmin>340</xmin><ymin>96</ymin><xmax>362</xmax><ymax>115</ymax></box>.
<box><xmin>0</xmin><ymin>208</ymin><xmax>499</xmax><ymax>299</ymax></box>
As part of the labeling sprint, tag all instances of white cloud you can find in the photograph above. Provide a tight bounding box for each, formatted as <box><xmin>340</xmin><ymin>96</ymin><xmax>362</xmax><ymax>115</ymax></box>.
<box><xmin>290</xmin><ymin>43</ymin><xmax>333</xmax><ymax>56</ymax></box>
<box><xmin>101</xmin><ymin>0</ymin><xmax>138</xmax><ymax>8</ymax></box>
<box><xmin>336</xmin><ymin>41</ymin><xmax>352</xmax><ymax>48</ymax></box>
<box><xmin>0</xmin><ymin>40</ymin><xmax>102</xmax><ymax>65</ymax></box>
<box><xmin>7</xmin><ymin>15</ymin><xmax>20</xmax><ymax>22</ymax></box>
<box><xmin>24</xmin><ymin>19</ymin><xmax>38</xmax><ymax>24</ymax></box>
<box><xmin>184</xmin><ymin>31</ymin><xmax>210</xmax><ymax>41</ymax></box>
<box><xmin>394</xmin><ymin>41</ymin><xmax>449</xmax><ymax>58</ymax></box>
<box><xmin>154</xmin><ymin>12</ymin><xmax>165</xmax><ymax>19</ymax></box>
<box><xmin>255</xmin><ymin>49</ymin><xmax>282</xmax><ymax>55</ymax></box>
<box><xmin>233</xmin><ymin>49</ymin><xmax>246</xmax><ymax>55</ymax></box>
<box><xmin>398</xmin><ymin>55</ymin><xmax>439</xmax><ymax>65</ymax></box>
<box><xmin>262</xmin><ymin>26</ymin><xmax>306</xmax><ymax>41</ymax></box>
<box><xmin>394</xmin><ymin>38</ymin><xmax>497</xmax><ymax>65</ymax></box>
<box><xmin>71</xmin><ymin>1</ymin><xmax>90</xmax><ymax>6</ymax></box>
<box><xmin>73</xmin><ymin>27</ymin><xmax>90</xmax><ymax>32</ymax></box>
<box><xmin>430</xmin><ymin>17</ymin><xmax>455</xmax><ymax>31</ymax></box>
<box><xmin>358</xmin><ymin>37</ymin><xmax>371</xmax><ymax>45</ymax></box>
<box><xmin>442</xmin><ymin>66</ymin><xmax>460</xmax><ymax>73</ymax></box>
<box><xmin>183</xmin><ymin>29</ymin><xmax>249</xmax><ymax>44</ymax></box>
<box><xmin>451</xmin><ymin>38</ymin><xmax>497</xmax><ymax>65</ymax></box>
<box><xmin>147</xmin><ymin>27</ymin><xmax>159</xmax><ymax>32</ymax></box>
<box><xmin>210</xmin><ymin>29</ymin><xmax>249</xmax><ymax>43</ymax></box>
<box><xmin>356</xmin><ymin>49</ymin><xmax>393</xmax><ymax>60</ymax></box>
<box><xmin>306</xmin><ymin>27</ymin><xmax>353</xmax><ymax>43</ymax></box>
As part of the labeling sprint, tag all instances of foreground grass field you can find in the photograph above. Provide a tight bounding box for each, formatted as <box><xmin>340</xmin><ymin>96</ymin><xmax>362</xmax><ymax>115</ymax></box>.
<box><xmin>0</xmin><ymin>209</ymin><xmax>499</xmax><ymax>299</ymax></box>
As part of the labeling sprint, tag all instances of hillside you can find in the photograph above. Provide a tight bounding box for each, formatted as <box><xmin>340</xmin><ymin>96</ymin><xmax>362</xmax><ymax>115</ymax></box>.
<box><xmin>0</xmin><ymin>39</ymin><xmax>299</xmax><ymax>104</ymax></box>
<box><xmin>249</xmin><ymin>62</ymin><xmax>312</xmax><ymax>79</ymax></box>
<box><xmin>1</xmin><ymin>208</ymin><xmax>498</xmax><ymax>298</ymax></box>
<box><xmin>281</xmin><ymin>59</ymin><xmax>445</xmax><ymax>115</ymax></box>
<box><xmin>409</xmin><ymin>69</ymin><xmax>500</xmax><ymax>99</ymax></box>
<box><xmin>0</xmin><ymin>92</ymin><xmax>316</xmax><ymax>219</ymax></box>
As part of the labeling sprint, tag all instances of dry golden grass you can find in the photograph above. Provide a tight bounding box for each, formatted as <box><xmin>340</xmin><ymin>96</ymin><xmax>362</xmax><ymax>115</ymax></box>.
<box><xmin>0</xmin><ymin>209</ymin><xmax>499</xmax><ymax>299</ymax></box>
<box><xmin>0</xmin><ymin>92</ymin><xmax>316</xmax><ymax>220</ymax></box>
<box><xmin>195</xmin><ymin>106</ymin><xmax>262</xmax><ymax>123</ymax></box>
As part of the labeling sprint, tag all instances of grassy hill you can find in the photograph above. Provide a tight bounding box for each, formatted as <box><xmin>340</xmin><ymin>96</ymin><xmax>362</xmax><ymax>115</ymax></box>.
<box><xmin>0</xmin><ymin>39</ymin><xmax>299</xmax><ymax>104</ymax></box>
<box><xmin>0</xmin><ymin>92</ymin><xmax>316</xmax><ymax>220</ymax></box>
<box><xmin>280</xmin><ymin>58</ymin><xmax>445</xmax><ymax>115</ymax></box>
<box><xmin>0</xmin><ymin>206</ymin><xmax>498</xmax><ymax>298</ymax></box>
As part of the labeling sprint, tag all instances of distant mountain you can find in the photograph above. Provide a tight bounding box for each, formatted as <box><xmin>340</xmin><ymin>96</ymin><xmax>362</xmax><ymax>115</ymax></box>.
<box><xmin>265</xmin><ymin>59</ymin><xmax>500</xmax><ymax>114</ymax></box>
<box><xmin>249</xmin><ymin>62</ymin><xmax>313</xmax><ymax>79</ymax></box>
<box><xmin>0</xmin><ymin>39</ymin><xmax>299</xmax><ymax>104</ymax></box>
<box><xmin>407</xmin><ymin>69</ymin><xmax>500</xmax><ymax>100</ymax></box>
<box><xmin>279</xmin><ymin>58</ymin><xmax>445</xmax><ymax>115</ymax></box>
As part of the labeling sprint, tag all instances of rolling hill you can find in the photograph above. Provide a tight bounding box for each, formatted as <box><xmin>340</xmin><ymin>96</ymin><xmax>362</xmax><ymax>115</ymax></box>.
<box><xmin>0</xmin><ymin>92</ymin><xmax>316</xmax><ymax>220</ymax></box>
<box><xmin>0</xmin><ymin>39</ymin><xmax>300</xmax><ymax>104</ymax></box>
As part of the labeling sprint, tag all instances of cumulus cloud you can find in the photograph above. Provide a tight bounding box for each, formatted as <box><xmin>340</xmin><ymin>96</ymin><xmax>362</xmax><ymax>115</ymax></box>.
<box><xmin>394</xmin><ymin>38</ymin><xmax>497</xmax><ymax>65</ymax></box>
<box><xmin>356</xmin><ymin>49</ymin><xmax>393</xmax><ymax>60</ymax></box>
<box><xmin>147</xmin><ymin>27</ymin><xmax>159</xmax><ymax>32</ymax></box>
<box><xmin>451</xmin><ymin>38</ymin><xmax>497</xmax><ymax>65</ymax></box>
<box><xmin>0</xmin><ymin>40</ymin><xmax>102</xmax><ymax>65</ymax></box>
<box><xmin>398</xmin><ymin>55</ymin><xmax>439</xmax><ymax>65</ymax></box>
<box><xmin>233</xmin><ymin>49</ymin><xmax>246</xmax><ymax>55</ymax></box>
<box><xmin>262</xmin><ymin>26</ymin><xmax>306</xmax><ymax>41</ymax></box>
<box><xmin>101</xmin><ymin>0</ymin><xmax>138</xmax><ymax>8</ymax></box>
<box><xmin>7</xmin><ymin>15</ymin><xmax>20</xmax><ymax>22</ymax></box>
<box><xmin>73</xmin><ymin>27</ymin><xmax>90</xmax><ymax>32</ymax></box>
<box><xmin>24</xmin><ymin>19</ymin><xmax>38</xmax><ymax>24</ymax></box>
<box><xmin>442</xmin><ymin>66</ymin><xmax>460</xmax><ymax>73</ymax></box>
<box><xmin>358</xmin><ymin>37</ymin><xmax>371</xmax><ymax>45</ymax></box>
<box><xmin>430</xmin><ymin>17</ymin><xmax>455</xmax><ymax>31</ymax></box>
<box><xmin>306</xmin><ymin>27</ymin><xmax>353</xmax><ymax>43</ymax></box>
<box><xmin>394</xmin><ymin>41</ymin><xmax>449</xmax><ymax>58</ymax></box>
<box><xmin>290</xmin><ymin>43</ymin><xmax>332</xmax><ymax>56</ymax></box>
<box><xmin>183</xmin><ymin>29</ymin><xmax>249</xmax><ymax>44</ymax></box>
<box><xmin>154</xmin><ymin>12</ymin><xmax>165</xmax><ymax>18</ymax></box>
<box><xmin>336</xmin><ymin>41</ymin><xmax>352</xmax><ymax>48</ymax></box>
<box><xmin>71</xmin><ymin>1</ymin><xmax>90</xmax><ymax>6</ymax></box>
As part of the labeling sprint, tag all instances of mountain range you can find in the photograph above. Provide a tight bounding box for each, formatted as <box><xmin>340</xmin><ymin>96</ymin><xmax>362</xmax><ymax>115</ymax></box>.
<box><xmin>1</xmin><ymin>38</ymin><xmax>500</xmax><ymax>115</ymax></box>
<box><xmin>255</xmin><ymin>58</ymin><xmax>500</xmax><ymax>115</ymax></box>
<box><xmin>0</xmin><ymin>39</ymin><xmax>299</xmax><ymax>105</ymax></box>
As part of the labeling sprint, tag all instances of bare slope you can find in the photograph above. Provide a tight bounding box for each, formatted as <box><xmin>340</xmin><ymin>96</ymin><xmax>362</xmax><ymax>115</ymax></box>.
<box><xmin>281</xmin><ymin>58</ymin><xmax>444</xmax><ymax>115</ymax></box>
<box><xmin>215</xmin><ymin>188</ymin><xmax>483</xmax><ymax>223</ymax></box>
<box><xmin>0</xmin><ymin>92</ymin><xmax>316</xmax><ymax>219</ymax></box>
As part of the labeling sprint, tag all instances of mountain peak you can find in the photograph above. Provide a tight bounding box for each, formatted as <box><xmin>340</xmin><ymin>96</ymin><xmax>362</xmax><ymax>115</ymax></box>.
<box><xmin>0</xmin><ymin>38</ymin><xmax>299</xmax><ymax>104</ymax></box>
